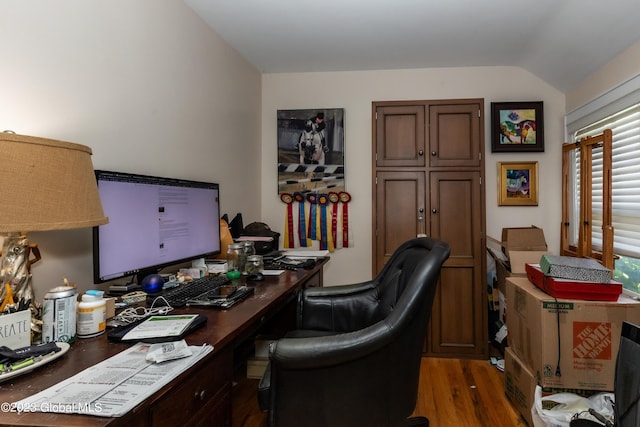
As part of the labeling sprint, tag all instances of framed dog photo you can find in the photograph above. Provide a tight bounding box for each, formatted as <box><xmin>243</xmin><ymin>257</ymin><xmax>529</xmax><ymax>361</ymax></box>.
<box><xmin>498</xmin><ymin>161</ymin><xmax>538</xmax><ymax>206</ymax></box>
<box><xmin>491</xmin><ymin>101</ymin><xmax>544</xmax><ymax>152</ymax></box>
<box><xmin>276</xmin><ymin>108</ymin><xmax>345</xmax><ymax>195</ymax></box>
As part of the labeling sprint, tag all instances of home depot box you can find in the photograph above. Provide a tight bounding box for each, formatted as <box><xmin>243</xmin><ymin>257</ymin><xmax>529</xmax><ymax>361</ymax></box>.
<box><xmin>501</xmin><ymin>226</ymin><xmax>549</xmax><ymax>274</ymax></box>
<box><xmin>506</xmin><ymin>276</ymin><xmax>640</xmax><ymax>391</ymax></box>
<box><xmin>504</xmin><ymin>347</ymin><xmax>537</xmax><ymax>426</ymax></box>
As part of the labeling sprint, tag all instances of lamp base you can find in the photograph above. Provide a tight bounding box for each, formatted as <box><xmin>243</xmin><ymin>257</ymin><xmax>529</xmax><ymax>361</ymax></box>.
<box><xmin>1</xmin><ymin>232</ymin><xmax>43</xmax><ymax>343</ymax></box>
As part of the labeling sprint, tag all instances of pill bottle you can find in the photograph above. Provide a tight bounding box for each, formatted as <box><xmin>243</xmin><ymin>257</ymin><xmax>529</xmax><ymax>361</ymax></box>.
<box><xmin>77</xmin><ymin>290</ymin><xmax>106</xmax><ymax>338</ymax></box>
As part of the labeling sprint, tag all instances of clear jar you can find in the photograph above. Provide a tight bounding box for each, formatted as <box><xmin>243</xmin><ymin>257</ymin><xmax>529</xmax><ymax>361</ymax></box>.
<box><xmin>242</xmin><ymin>241</ymin><xmax>256</xmax><ymax>273</ymax></box>
<box><xmin>243</xmin><ymin>241</ymin><xmax>256</xmax><ymax>257</ymax></box>
<box><xmin>227</xmin><ymin>243</ymin><xmax>245</xmax><ymax>273</ymax></box>
<box><xmin>246</xmin><ymin>255</ymin><xmax>264</xmax><ymax>275</ymax></box>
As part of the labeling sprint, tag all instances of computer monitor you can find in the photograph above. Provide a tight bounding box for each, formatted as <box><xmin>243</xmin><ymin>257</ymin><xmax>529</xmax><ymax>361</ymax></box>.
<box><xmin>615</xmin><ymin>321</ymin><xmax>640</xmax><ymax>426</ymax></box>
<box><xmin>93</xmin><ymin>170</ymin><xmax>221</xmax><ymax>284</ymax></box>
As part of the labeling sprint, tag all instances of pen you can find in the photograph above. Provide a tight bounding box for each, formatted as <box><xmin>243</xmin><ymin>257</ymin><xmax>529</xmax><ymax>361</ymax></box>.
<box><xmin>2</xmin><ymin>355</ymin><xmax>45</xmax><ymax>374</ymax></box>
<box><xmin>9</xmin><ymin>357</ymin><xmax>35</xmax><ymax>371</ymax></box>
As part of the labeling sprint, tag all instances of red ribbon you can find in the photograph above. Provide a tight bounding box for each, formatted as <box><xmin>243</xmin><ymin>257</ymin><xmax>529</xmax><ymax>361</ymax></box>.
<box><xmin>329</xmin><ymin>192</ymin><xmax>339</xmax><ymax>246</ymax></box>
<box><xmin>339</xmin><ymin>191</ymin><xmax>351</xmax><ymax>247</ymax></box>
<box><xmin>280</xmin><ymin>193</ymin><xmax>294</xmax><ymax>248</ymax></box>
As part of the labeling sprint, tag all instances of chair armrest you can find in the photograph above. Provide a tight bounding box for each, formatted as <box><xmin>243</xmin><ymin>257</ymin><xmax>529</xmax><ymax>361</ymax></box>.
<box><xmin>270</xmin><ymin>321</ymin><xmax>392</xmax><ymax>370</ymax></box>
<box><xmin>297</xmin><ymin>281</ymin><xmax>381</xmax><ymax>332</ymax></box>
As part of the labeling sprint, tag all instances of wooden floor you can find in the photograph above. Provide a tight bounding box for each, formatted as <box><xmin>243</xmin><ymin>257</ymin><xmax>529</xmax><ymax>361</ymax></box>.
<box><xmin>232</xmin><ymin>356</ymin><xmax>527</xmax><ymax>427</ymax></box>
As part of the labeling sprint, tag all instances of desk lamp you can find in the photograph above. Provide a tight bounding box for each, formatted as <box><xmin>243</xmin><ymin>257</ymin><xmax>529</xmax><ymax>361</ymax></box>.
<box><xmin>0</xmin><ymin>132</ymin><xmax>108</xmax><ymax>327</ymax></box>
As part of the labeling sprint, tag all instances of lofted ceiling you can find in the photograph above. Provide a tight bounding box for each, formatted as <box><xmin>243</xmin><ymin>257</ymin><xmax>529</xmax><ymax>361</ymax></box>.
<box><xmin>185</xmin><ymin>0</ymin><xmax>640</xmax><ymax>93</ymax></box>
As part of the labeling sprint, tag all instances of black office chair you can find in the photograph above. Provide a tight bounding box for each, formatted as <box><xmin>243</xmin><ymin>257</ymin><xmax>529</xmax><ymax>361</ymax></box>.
<box><xmin>258</xmin><ymin>237</ymin><xmax>451</xmax><ymax>427</ymax></box>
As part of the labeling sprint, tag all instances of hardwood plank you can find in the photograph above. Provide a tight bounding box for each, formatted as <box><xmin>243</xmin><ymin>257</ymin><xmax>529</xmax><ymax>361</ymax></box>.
<box><xmin>232</xmin><ymin>357</ymin><xmax>527</xmax><ymax>427</ymax></box>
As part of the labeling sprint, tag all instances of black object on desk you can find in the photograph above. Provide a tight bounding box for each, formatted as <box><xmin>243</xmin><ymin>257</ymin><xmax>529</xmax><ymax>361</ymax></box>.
<box><xmin>107</xmin><ymin>314</ymin><xmax>207</xmax><ymax>343</ymax></box>
<box><xmin>146</xmin><ymin>274</ymin><xmax>231</xmax><ymax>307</ymax></box>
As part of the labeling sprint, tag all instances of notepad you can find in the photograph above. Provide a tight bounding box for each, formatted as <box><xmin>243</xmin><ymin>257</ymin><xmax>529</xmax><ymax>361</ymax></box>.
<box><xmin>121</xmin><ymin>315</ymin><xmax>202</xmax><ymax>341</ymax></box>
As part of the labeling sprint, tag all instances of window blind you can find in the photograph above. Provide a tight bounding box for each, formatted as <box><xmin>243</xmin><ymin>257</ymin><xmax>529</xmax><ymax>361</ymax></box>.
<box><xmin>573</xmin><ymin>103</ymin><xmax>640</xmax><ymax>258</ymax></box>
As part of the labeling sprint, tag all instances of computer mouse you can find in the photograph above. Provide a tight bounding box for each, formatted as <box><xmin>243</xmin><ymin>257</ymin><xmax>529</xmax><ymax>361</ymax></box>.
<box><xmin>247</xmin><ymin>272</ymin><xmax>265</xmax><ymax>281</ymax></box>
<box><xmin>141</xmin><ymin>274</ymin><xmax>164</xmax><ymax>293</ymax></box>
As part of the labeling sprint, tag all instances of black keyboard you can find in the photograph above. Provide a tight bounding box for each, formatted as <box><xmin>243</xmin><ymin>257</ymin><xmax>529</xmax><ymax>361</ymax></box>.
<box><xmin>147</xmin><ymin>274</ymin><xmax>231</xmax><ymax>308</ymax></box>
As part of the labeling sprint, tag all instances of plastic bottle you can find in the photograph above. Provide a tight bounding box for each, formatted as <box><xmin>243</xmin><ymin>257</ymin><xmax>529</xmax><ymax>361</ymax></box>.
<box><xmin>77</xmin><ymin>290</ymin><xmax>106</xmax><ymax>338</ymax></box>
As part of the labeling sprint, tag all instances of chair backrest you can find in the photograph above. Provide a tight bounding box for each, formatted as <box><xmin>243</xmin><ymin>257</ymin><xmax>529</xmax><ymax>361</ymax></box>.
<box><xmin>615</xmin><ymin>321</ymin><xmax>640</xmax><ymax>426</ymax></box>
<box><xmin>374</xmin><ymin>239</ymin><xmax>446</xmax><ymax>322</ymax></box>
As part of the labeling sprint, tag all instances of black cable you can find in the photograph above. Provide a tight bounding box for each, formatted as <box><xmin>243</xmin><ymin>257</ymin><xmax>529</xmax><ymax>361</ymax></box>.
<box><xmin>555</xmin><ymin>296</ymin><xmax>562</xmax><ymax>377</ymax></box>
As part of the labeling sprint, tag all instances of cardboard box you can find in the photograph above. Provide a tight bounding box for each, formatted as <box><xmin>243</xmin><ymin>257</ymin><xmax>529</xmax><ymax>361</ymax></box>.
<box><xmin>246</xmin><ymin>357</ymin><xmax>269</xmax><ymax>379</ymax></box>
<box><xmin>504</xmin><ymin>347</ymin><xmax>537</xmax><ymax>426</ymax></box>
<box><xmin>506</xmin><ymin>276</ymin><xmax>640</xmax><ymax>391</ymax></box>
<box><xmin>501</xmin><ymin>226</ymin><xmax>549</xmax><ymax>274</ymax></box>
<box><xmin>487</xmin><ymin>246</ymin><xmax>519</xmax><ymax>295</ymax></box>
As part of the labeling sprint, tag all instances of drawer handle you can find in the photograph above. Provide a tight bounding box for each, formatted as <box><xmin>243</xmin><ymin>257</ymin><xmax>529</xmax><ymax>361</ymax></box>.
<box><xmin>194</xmin><ymin>389</ymin><xmax>207</xmax><ymax>401</ymax></box>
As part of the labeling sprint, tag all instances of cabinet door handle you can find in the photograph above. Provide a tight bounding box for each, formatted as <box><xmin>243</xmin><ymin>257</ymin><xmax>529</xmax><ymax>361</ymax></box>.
<box><xmin>432</xmin><ymin>209</ymin><xmax>437</xmax><ymax>214</ymax></box>
<box><xmin>431</xmin><ymin>151</ymin><xmax>437</xmax><ymax>156</ymax></box>
<box><xmin>195</xmin><ymin>389</ymin><xmax>207</xmax><ymax>400</ymax></box>
<box><xmin>418</xmin><ymin>149</ymin><xmax>424</xmax><ymax>156</ymax></box>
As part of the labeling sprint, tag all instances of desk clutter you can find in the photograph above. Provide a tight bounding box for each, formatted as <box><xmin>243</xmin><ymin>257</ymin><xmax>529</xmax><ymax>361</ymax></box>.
<box><xmin>14</xmin><ymin>340</ymin><xmax>212</xmax><ymax>417</ymax></box>
<box><xmin>487</xmin><ymin>227</ymin><xmax>630</xmax><ymax>426</ymax></box>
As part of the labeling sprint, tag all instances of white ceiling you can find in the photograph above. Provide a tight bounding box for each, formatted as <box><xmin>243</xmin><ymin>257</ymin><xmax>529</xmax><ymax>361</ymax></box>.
<box><xmin>185</xmin><ymin>0</ymin><xmax>640</xmax><ymax>93</ymax></box>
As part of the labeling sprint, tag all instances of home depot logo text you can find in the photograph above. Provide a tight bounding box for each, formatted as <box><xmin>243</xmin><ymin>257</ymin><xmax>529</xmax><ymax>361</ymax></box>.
<box><xmin>573</xmin><ymin>322</ymin><xmax>612</xmax><ymax>360</ymax></box>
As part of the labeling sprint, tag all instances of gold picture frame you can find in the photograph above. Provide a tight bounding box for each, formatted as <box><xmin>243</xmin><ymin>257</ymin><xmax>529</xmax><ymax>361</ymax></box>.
<box><xmin>498</xmin><ymin>161</ymin><xmax>538</xmax><ymax>206</ymax></box>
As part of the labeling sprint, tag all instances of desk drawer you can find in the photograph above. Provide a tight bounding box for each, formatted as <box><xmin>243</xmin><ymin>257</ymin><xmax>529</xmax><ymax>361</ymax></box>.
<box><xmin>150</xmin><ymin>349</ymin><xmax>232</xmax><ymax>426</ymax></box>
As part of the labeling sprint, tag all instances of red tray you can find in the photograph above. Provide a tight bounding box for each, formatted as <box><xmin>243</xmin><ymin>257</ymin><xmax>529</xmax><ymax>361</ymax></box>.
<box><xmin>525</xmin><ymin>263</ymin><xmax>622</xmax><ymax>301</ymax></box>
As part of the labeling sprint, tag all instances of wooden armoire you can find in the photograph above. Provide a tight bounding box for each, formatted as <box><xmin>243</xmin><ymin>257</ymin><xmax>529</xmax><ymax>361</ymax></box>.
<box><xmin>372</xmin><ymin>99</ymin><xmax>487</xmax><ymax>358</ymax></box>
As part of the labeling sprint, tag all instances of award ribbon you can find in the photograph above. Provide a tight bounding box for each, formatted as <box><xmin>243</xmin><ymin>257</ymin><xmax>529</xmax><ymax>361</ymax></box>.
<box><xmin>293</xmin><ymin>192</ymin><xmax>309</xmax><ymax>247</ymax></box>
<box><xmin>306</xmin><ymin>193</ymin><xmax>318</xmax><ymax>241</ymax></box>
<box><xmin>339</xmin><ymin>191</ymin><xmax>352</xmax><ymax>248</ymax></box>
<box><xmin>317</xmin><ymin>194</ymin><xmax>333</xmax><ymax>251</ymax></box>
<box><xmin>328</xmin><ymin>192</ymin><xmax>339</xmax><ymax>247</ymax></box>
<box><xmin>280</xmin><ymin>193</ymin><xmax>294</xmax><ymax>248</ymax></box>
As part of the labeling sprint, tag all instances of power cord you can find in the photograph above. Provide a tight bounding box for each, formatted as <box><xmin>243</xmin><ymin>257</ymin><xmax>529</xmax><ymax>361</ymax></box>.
<box><xmin>110</xmin><ymin>296</ymin><xmax>174</xmax><ymax>326</ymax></box>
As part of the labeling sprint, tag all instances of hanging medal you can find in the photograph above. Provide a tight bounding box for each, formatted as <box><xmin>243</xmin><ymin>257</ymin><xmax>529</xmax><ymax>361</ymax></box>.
<box><xmin>280</xmin><ymin>193</ymin><xmax>294</xmax><ymax>248</ymax></box>
<box><xmin>306</xmin><ymin>193</ymin><xmax>318</xmax><ymax>241</ymax></box>
<box><xmin>328</xmin><ymin>192</ymin><xmax>339</xmax><ymax>247</ymax></box>
<box><xmin>339</xmin><ymin>191</ymin><xmax>352</xmax><ymax>248</ymax></box>
<box><xmin>293</xmin><ymin>192</ymin><xmax>309</xmax><ymax>247</ymax></box>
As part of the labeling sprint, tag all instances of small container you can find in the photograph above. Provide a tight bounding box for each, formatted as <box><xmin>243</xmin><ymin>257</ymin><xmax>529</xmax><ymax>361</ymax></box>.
<box><xmin>242</xmin><ymin>241</ymin><xmax>256</xmax><ymax>273</ymax></box>
<box><xmin>77</xmin><ymin>290</ymin><xmax>107</xmax><ymax>338</ymax></box>
<box><xmin>42</xmin><ymin>286</ymin><xmax>77</xmax><ymax>343</ymax></box>
<box><xmin>246</xmin><ymin>255</ymin><xmax>264</xmax><ymax>275</ymax></box>
<box><xmin>243</xmin><ymin>241</ymin><xmax>256</xmax><ymax>257</ymax></box>
<box><xmin>227</xmin><ymin>243</ymin><xmax>245</xmax><ymax>274</ymax></box>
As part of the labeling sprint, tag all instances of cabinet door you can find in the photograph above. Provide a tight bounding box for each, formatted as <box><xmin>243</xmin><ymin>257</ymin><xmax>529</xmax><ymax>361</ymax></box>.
<box><xmin>429</xmin><ymin>102</ymin><xmax>482</xmax><ymax>168</ymax></box>
<box><xmin>374</xmin><ymin>171</ymin><xmax>425</xmax><ymax>273</ymax></box>
<box><xmin>427</xmin><ymin>171</ymin><xmax>486</xmax><ymax>357</ymax></box>
<box><xmin>375</xmin><ymin>104</ymin><xmax>426</xmax><ymax>167</ymax></box>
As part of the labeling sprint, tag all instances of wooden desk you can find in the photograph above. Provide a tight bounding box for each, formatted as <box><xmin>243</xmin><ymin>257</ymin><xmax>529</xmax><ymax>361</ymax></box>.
<box><xmin>0</xmin><ymin>261</ymin><xmax>325</xmax><ymax>426</ymax></box>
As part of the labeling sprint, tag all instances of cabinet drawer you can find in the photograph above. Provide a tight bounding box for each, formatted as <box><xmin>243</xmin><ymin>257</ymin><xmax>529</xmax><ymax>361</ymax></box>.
<box><xmin>150</xmin><ymin>350</ymin><xmax>232</xmax><ymax>426</ymax></box>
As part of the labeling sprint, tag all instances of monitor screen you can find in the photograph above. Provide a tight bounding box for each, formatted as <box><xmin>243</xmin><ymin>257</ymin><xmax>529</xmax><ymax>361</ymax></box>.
<box><xmin>93</xmin><ymin>170</ymin><xmax>221</xmax><ymax>283</ymax></box>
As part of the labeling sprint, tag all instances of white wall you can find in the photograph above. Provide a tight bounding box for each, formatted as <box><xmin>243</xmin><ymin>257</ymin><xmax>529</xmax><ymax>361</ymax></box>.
<box><xmin>261</xmin><ymin>67</ymin><xmax>566</xmax><ymax>286</ymax></box>
<box><xmin>566</xmin><ymin>41</ymin><xmax>640</xmax><ymax>112</ymax></box>
<box><xmin>1</xmin><ymin>0</ymin><xmax>262</xmax><ymax>299</ymax></box>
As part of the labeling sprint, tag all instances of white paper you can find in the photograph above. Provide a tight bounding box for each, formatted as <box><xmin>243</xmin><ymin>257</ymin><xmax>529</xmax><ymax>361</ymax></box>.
<box><xmin>14</xmin><ymin>342</ymin><xmax>213</xmax><ymax>417</ymax></box>
<box><xmin>282</xmin><ymin>250</ymin><xmax>329</xmax><ymax>258</ymax></box>
<box><xmin>262</xmin><ymin>269</ymin><xmax>285</xmax><ymax>276</ymax></box>
<box><xmin>145</xmin><ymin>340</ymin><xmax>193</xmax><ymax>363</ymax></box>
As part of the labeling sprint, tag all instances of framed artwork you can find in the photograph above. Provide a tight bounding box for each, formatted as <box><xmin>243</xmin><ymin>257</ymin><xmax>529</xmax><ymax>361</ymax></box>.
<box><xmin>491</xmin><ymin>101</ymin><xmax>544</xmax><ymax>152</ymax></box>
<box><xmin>498</xmin><ymin>161</ymin><xmax>538</xmax><ymax>206</ymax></box>
<box><xmin>277</xmin><ymin>108</ymin><xmax>345</xmax><ymax>194</ymax></box>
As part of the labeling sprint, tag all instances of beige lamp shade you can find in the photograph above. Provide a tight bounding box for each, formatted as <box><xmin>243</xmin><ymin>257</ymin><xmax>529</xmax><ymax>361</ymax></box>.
<box><xmin>0</xmin><ymin>132</ymin><xmax>108</xmax><ymax>232</ymax></box>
